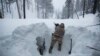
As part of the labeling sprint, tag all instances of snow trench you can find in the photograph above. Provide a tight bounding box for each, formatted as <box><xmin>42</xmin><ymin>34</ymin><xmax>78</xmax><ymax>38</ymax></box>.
<box><xmin>0</xmin><ymin>23</ymin><xmax>100</xmax><ymax>56</ymax></box>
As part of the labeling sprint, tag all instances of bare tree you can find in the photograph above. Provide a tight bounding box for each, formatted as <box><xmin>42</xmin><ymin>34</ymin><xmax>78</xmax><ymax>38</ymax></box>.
<box><xmin>83</xmin><ymin>0</ymin><xmax>86</xmax><ymax>18</ymax></box>
<box><xmin>0</xmin><ymin>11</ymin><xmax>2</xmax><ymax>18</ymax></box>
<box><xmin>23</xmin><ymin>0</ymin><xmax>26</xmax><ymax>18</ymax></box>
<box><xmin>5</xmin><ymin>0</ymin><xmax>8</xmax><ymax>12</ymax></box>
<box><xmin>8</xmin><ymin>1</ymin><xmax>11</xmax><ymax>13</ymax></box>
<box><xmin>16</xmin><ymin>0</ymin><xmax>21</xmax><ymax>18</ymax></box>
<box><xmin>1</xmin><ymin>0</ymin><xmax>4</xmax><ymax>18</ymax></box>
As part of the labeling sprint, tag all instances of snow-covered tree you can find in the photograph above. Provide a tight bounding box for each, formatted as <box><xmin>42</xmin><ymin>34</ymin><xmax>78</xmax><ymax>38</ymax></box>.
<box><xmin>35</xmin><ymin>0</ymin><xmax>53</xmax><ymax>19</ymax></box>
<box><xmin>62</xmin><ymin>0</ymin><xmax>73</xmax><ymax>19</ymax></box>
<box><xmin>75</xmin><ymin>0</ymin><xmax>81</xmax><ymax>12</ymax></box>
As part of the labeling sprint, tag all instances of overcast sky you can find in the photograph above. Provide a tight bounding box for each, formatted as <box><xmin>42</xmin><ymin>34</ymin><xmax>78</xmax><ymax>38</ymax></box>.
<box><xmin>52</xmin><ymin>0</ymin><xmax>66</xmax><ymax>11</ymax></box>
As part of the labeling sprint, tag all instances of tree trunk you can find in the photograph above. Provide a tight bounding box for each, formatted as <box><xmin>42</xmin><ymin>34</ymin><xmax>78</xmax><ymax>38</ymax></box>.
<box><xmin>0</xmin><ymin>11</ymin><xmax>2</xmax><ymax>18</ymax></box>
<box><xmin>1</xmin><ymin>0</ymin><xmax>4</xmax><ymax>18</ymax></box>
<box><xmin>8</xmin><ymin>2</ymin><xmax>11</xmax><ymax>14</ymax></box>
<box><xmin>93</xmin><ymin>0</ymin><xmax>98</xmax><ymax>14</ymax></box>
<box><xmin>5</xmin><ymin>0</ymin><xmax>8</xmax><ymax>12</ymax></box>
<box><xmin>83</xmin><ymin>0</ymin><xmax>85</xmax><ymax>18</ymax></box>
<box><xmin>23</xmin><ymin>0</ymin><xmax>26</xmax><ymax>19</ymax></box>
<box><xmin>16</xmin><ymin>0</ymin><xmax>21</xmax><ymax>18</ymax></box>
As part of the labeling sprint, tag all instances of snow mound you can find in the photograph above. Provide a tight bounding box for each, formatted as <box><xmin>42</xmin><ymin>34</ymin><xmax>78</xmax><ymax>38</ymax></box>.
<box><xmin>0</xmin><ymin>23</ymin><xmax>100</xmax><ymax>56</ymax></box>
<box><xmin>12</xmin><ymin>23</ymin><xmax>50</xmax><ymax>40</ymax></box>
<box><xmin>66</xmin><ymin>26</ymin><xmax>100</xmax><ymax>56</ymax></box>
<box><xmin>0</xmin><ymin>23</ymin><xmax>50</xmax><ymax>56</ymax></box>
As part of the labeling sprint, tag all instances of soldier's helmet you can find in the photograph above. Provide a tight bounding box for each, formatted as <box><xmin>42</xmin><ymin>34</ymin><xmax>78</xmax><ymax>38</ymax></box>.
<box><xmin>60</xmin><ymin>23</ymin><xmax>64</xmax><ymax>28</ymax></box>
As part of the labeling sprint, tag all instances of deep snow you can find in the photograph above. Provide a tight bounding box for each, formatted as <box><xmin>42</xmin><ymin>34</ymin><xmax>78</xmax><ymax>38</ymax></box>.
<box><xmin>0</xmin><ymin>14</ymin><xmax>100</xmax><ymax>56</ymax></box>
<box><xmin>0</xmin><ymin>23</ymin><xmax>69</xmax><ymax>56</ymax></box>
<box><xmin>0</xmin><ymin>23</ymin><xmax>100</xmax><ymax>56</ymax></box>
<box><xmin>0</xmin><ymin>14</ymin><xmax>98</xmax><ymax>37</ymax></box>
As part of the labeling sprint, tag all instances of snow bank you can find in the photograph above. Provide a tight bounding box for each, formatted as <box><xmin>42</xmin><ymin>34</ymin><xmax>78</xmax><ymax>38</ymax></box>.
<box><xmin>66</xmin><ymin>26</ymin><xmax>100</xmax><ymax>56</ymax></box>
<box><xmin>0</xmin><ymin>23</ymin><xmax>99</xmax><ymax>56</ymax></box>
<box><xmin>0</xmin><ymin>23</ymin><xmax>71</xmax><ymax>56</ymax></box>
<box><xmin>12</xmin><ymin>23</ymin><xmax>50</xmax><ymax>40</ymax></box>
<box><xmin>0</xmin><ymin>23</ymin><xmax>50</xmax><ymax>56</ymax></box>
<box><xmin>0</xmin><ymin>14</ymin><xmax>96</xmax><ymax>37</ymax></box>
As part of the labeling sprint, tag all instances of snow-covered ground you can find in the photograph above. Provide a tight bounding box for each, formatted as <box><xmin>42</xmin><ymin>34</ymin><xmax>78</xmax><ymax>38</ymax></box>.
<box><xmin>0</xmin><ymin>14</ymin><xmax>98</xmax><ymax>37</ymax></box>
<box><xmin>0</xmin><ymin>14</ymin><xmax>100</xmax><ymax>56</ymax></box>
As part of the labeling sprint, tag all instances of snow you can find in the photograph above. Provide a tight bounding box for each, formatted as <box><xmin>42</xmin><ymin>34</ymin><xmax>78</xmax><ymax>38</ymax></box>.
<box><xmin>0</xmin><ymin>14</ymin><xmax>97</xmax><ymax>37</ymax></box>
<box><xmin>66</xmin><ymin>26</ymin><xmax>100</xmax><ymax>56</ymax></box>
<box><xmin>0</xmin><ymin>14</ymin><xmax>100</xmax><ymax>56</ymax></box>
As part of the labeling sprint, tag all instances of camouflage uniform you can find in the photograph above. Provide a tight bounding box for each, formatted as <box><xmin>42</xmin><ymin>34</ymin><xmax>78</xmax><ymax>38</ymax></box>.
<box><xmin>36</xmin><ymin>37</ymin><xmax>45</xmax><ymax>55</ymax></box>
<box><xmin>49</xmin><ymin>23</ymin><xmax>65</xmax><ymax>53</ymax></box>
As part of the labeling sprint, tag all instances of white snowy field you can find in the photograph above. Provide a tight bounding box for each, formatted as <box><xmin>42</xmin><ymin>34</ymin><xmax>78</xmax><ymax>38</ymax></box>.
<box><xmin>0</xmin><ymin>14</ymin><xmax>100</xmax><ymax>56</ymax></box>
